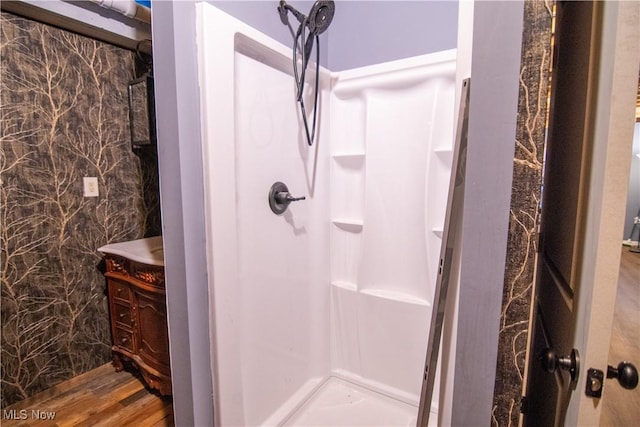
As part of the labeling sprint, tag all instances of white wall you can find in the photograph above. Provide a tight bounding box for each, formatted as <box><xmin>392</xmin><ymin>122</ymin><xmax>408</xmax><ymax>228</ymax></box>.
<box><xmin>451</xmin><ymin>1</ymin><xmax>524</xmax><ymax>425</ymax></box>
<box><xmin>327</xmin><ymin>1</ymin><xmax>458</xmax><ymax>70</ymax></box>
<box><xmin>152</xmin><ymin>2</ymin><xmax>214</xmax><ymax>426</ymax></box>
<box><xmin>210</xmin><ymin>1</ymin><xmax>458</xmax><ymax>70</ymax></box>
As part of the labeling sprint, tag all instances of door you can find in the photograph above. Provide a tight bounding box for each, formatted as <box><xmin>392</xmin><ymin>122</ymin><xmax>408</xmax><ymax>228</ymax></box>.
<box><xmin>523</xmin><ymin>2</ymin><xmax>639</xmax><ymax>426</ymax></box>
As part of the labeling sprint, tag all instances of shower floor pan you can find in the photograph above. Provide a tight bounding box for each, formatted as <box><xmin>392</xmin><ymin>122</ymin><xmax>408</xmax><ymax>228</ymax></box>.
<box><xmin>282</xmin><ymin>377</ymin><xmax>436</xmax><ymax>427</ymax></box>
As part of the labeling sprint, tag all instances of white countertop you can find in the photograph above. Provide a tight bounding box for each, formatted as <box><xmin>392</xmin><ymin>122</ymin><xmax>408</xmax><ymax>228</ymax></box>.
<box><xmin>98</xmin><ymin>236</ymin><xmax>164</xmax><ymax>266</ymax></box>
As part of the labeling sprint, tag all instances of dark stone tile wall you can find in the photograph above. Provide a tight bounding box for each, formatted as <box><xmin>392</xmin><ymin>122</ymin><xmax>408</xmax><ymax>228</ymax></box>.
<box><xmin>0</xmin><ymin>12</ymin><xmax>161</xmax><ymax>407</ymax></box>
<box><xmin>491</xmin><ymin>1</ymin><xmax>553</xmax><ymax>426</ymax></box>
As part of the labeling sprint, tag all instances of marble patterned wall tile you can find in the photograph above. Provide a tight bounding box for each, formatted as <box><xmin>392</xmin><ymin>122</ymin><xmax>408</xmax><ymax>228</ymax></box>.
<box><xmin>0</xmin><ymin>12</ymin><xmax>161</xmax><ymax>407</ymax></box>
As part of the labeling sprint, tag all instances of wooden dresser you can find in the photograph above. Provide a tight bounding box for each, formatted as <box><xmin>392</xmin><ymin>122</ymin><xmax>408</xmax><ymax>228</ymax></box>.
<box><xmin>99</xmin><ymin>237</ymin><xmax>171</xmax><ymax>396</ymax></box>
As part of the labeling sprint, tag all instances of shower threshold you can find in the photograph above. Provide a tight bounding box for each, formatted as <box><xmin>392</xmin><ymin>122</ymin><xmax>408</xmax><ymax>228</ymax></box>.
<box><xmin>281</xmin><ymin>376</ymin><xmax>435</xmax><ymax>427</ymax></box>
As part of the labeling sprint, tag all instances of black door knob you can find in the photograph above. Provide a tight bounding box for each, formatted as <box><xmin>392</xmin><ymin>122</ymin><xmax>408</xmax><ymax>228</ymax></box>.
<box><xmin>538</xmin><ymin>347</ymin><xmax>580</xmax><ymax>382</ymax></box>
<box><xmin>607</xmin><ymin>361</ymin><xmax>639</xmax><ymax>390</ymax></box>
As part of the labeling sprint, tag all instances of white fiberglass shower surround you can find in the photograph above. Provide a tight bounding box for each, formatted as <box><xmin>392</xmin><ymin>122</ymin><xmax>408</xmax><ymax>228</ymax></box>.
<box><xmin>197</xmin><ymin>4</ymin><xmax>456</xmax><ymax>426</ymax></box>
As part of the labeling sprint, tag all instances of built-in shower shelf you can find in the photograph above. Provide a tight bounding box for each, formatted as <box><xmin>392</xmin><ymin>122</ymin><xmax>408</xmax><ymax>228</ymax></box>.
<box><xmin>332</xmin><ymin>152</ymin><xmax>366</xmax><ymax>159</ymax></box>
<box><xmin>360</xmin><ymin>288</ymin><xmax>430</xmax><ymax>306</ymax></box>
<box><xmin>332</xmin><ymin>219</ymin><xmax>364</xmax><ymax>232</ymax></box>
<box><xmin>432</xmin><ymin>228</ymin><xmax>443</xmax><ymax>238</ymax></box>
<box><xmin>434</xmin><ymin>147</ymin><xmax>453</xmax><ymax>164</ymax></box>
<box><xmin>332</xmin><ymin>153</ymin><xmax>366</xmax><ymax>168</ymax></box>
<box><xmin>331</xmin><ymin>284</ymin><xmax>431</xmax><ymax>306</ymax></box>
<box><xmin>331</xmin><ymin>281</ymin><xmax>357</xmax><ymax>292</ymax></box>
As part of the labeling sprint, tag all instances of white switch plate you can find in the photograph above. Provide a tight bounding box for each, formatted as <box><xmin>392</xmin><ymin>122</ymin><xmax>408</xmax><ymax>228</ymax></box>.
<box><xmin>83</xmin><ymin>177</ymin><xmax>99</xmax><ymax>197</ymax></box>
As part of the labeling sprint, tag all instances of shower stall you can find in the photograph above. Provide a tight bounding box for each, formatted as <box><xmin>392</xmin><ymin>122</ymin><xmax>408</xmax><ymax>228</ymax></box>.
<box><xmin>196</xmin><ymin>4</ymin><xmax>456</xmax><ymax>426</ymax></box>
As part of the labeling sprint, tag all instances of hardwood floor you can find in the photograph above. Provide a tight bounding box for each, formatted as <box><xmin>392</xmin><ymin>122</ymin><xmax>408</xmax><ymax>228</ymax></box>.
<box><xmin>600</xmin><ymin>247</ymin><xmax>640</xmax><ymax>426</ymax></box>
<box><xmin>1</xmin><ymin>363</ymin><xmax>173</xmax><ymax>427</ymax></box>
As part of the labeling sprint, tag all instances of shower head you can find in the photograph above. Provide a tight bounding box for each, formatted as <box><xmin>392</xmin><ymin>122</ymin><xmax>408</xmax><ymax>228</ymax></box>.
<box><xmin>308</xmin><ymin>0</ymin><xmax>335</xmax><ymax>35</ymax></box>
<box><xmin>277</xmin><ymin>0</ymin><xmax>335</xmax><ymax>36</ymax></box>
<box><xmin>277</xmin><ymin>0</ymin><xmax>335</xmax><ymax>146</ymax></box>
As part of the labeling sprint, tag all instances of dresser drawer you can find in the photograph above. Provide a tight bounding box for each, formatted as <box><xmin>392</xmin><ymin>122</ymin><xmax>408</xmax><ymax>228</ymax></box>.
<box><xmin>113</xmin><ymin>302</ymin><xmax>133</xmax><ymax>328</ymax></box>
<box><xmin>109</xmin><ymin>280</ymin><xmax>131</xmax><ymax>302</ymax></box>
<box><xmin>113</xmin><ymin>328</ymin><xmax>134</xmax><ymax>352</ymax></box>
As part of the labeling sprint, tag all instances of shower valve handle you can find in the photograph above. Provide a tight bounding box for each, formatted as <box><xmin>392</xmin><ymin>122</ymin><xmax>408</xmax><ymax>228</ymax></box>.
<box><xmin>276</xmin><ymin>192</ymin><xmax>305</xmax><ymax>204</ymax></box>
<box><xmin>269</xmin><ymin>181</ymin><xmax>306</xmax><ymax>215</ymax></box>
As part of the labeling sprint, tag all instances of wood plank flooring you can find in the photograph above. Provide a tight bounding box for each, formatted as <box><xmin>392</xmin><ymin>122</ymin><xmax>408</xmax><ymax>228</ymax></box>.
<box><xmin>1</xmin><ymin>363</ymin><xmax>173</xmax><ymax>427</ymax></box>
<box><xmin>600</xmin><ymin>247</ymin><xmax>640</xmax><ymax>426</ymax></box>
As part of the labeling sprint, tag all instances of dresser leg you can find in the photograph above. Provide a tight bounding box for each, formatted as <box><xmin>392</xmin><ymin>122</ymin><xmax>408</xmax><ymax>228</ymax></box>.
<box><xmin>112</xmin><ymin>353</ymin><xmax>124</xmax><ymax>372</ymax></box>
